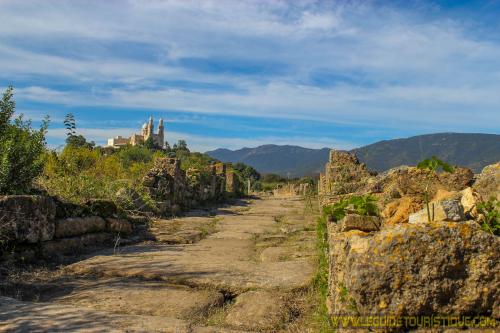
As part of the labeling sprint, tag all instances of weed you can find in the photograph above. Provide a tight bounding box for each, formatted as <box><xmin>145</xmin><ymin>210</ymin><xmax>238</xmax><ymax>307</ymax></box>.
<box><xmin>477</xmin><ymin>197</ymin><xmax>499</xmax><ymax>235</ymax></box>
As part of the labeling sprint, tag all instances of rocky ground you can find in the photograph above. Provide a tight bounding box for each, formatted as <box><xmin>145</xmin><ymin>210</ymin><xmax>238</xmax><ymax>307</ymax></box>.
<box><xmin>0</xmin><ymin>196</ymin><xmax>320</xmax><ymax>332</ymax></box>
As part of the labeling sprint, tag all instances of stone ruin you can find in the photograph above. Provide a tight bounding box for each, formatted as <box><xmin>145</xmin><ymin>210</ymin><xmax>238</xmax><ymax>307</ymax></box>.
<box><xmin>318</xmin><ymin>150</ymin><xmax>372</xmax><ymax>196</ymax></box>
<box><xmin>0</xmin><ymin>195</ymin><xmax>137</xmax><ymax>262</ymax></box>
<box><xmin>142</xmin><ymin>158</ymin><xmax>240</xmax><ymax>215</ymax></box>
<box><xmin>273</xmin><ymin>183</ymin><xmax>311</xmax><ymax>197</ymax></box>
<box><xmin>318</xmin><ymin>149</ymin><xmax>499</xmax><ymax>330</ymax></box>
<box><xmin>0</xmin><ymin>157</ymin><xmax>241</xmax><ymax>263</ymax></box>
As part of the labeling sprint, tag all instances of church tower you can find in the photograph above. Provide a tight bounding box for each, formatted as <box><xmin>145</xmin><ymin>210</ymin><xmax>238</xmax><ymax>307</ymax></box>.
<box><xmin>145</xmin><ymin>116</ymin><xmax>154</xmax><ymax>141</ymax></box>
<box><xmin>158</xmin><ymin>118</ymin><xmax>165</xmax><ymax>149</ymax></box>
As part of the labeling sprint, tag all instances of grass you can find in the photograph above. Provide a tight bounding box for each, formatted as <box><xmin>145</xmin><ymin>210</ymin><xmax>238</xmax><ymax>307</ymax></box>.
<box><xmin>197</xmin><ymin>217</ymin><xmax>221</xmax><ymax>237</ymax></box>
<box><xmin>287</xmin><ymin>195</ymin><xmax>335</xmax><ymax>332</ymax></box>
<box><xmin>204</xmin><ymin>301</ymin><xmax>233</xmax><ymax>327</ymax></box>
<box><xmin>308</xmin><ymin>215</ymin><xmax>335</xmax><ymax>332</ymax></box>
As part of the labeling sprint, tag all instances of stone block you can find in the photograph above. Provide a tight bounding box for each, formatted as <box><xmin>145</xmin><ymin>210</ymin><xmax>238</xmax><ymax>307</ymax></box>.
<box><xmin>339</xmin><ymin>214</ymin><xmax>381</xmax><ymax>232</ymax></box>
<box><xmin>55</xmin><ymin>216</ymin><xmax>106</xmax><ymax>238</ymax></box>
<box><xmin>0</xmin><ymin>195</ymin><xmax>56</xmax><ymax>243</ymax></box>
<box><xmin>106</xmin><ymin>218</ymin><xmax>133</xmax><ymax>234</ymax></box>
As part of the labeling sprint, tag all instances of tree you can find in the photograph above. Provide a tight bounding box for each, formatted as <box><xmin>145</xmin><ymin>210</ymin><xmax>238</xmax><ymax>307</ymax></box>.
<box><xmin>233</xmin><ymin>163</ymin><xmax>260</xmax><ymax>181</ymax></box>
<box><xmin>417</xmin><ymin>156</ymin><xmax>454</xmax><ymax>222</ymax></box>
<box><xmin>64</xmin><ymin>113</ymin><xmax>76</xmax><ymax>138</ymax></box>
<box><xmin>0</xmin><ymin>86</ymin><xmax>49</xmax><ymax>194</ymax></box>
<box><xmin>64</xmin><ymin>113</ymin><xmax>94</xmax><ymax>148</ymax></box>
<box><xmin>175</xmin><ymin>140</ymin><xmax>189</xmax><ymax>152</ymax></box>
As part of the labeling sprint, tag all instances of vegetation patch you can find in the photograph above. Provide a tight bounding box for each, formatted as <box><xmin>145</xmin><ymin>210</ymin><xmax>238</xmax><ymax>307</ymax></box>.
<box><xmin>477</xmin><ymin>197</ymin><xmax>499</xmax><ymax>235</ymax></box>
<box><xmin>306</xmin><ymin>215</ymin><xmax>335</xmax><ymax>332</ymax></box>
<box><xmin>323</xmin><ymin>194</ymin><xmax>378</xmax><ymax>222</ymax></box>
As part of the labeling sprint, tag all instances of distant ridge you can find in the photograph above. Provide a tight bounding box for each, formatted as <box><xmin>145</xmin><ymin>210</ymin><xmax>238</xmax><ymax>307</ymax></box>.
<box><xmin>206</xmin><ymin>133</ymin><xmax>500</xmax><ymax>177</ymax></box>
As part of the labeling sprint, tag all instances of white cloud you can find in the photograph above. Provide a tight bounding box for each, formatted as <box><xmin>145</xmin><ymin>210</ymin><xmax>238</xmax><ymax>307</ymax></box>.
<box><xmin>1</xmin><ymin>0</ymin><xmax>500</xmax><ymax>138</ymax></box>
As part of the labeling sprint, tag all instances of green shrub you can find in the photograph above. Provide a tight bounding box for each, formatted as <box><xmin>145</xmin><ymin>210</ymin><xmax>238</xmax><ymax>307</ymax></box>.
<box><xmin>39</xmin><ymin>144</ymin><xmax>153</xmax><ymax>206</ymax></box>
<box><xmin>323</xmin><ymin>195</ymin><xmax>378</xmax><ymax>222</ymax></box>
<box><xmin>0</xmin><ymin>86</ymin><xmax>49</xmax><ymax>194</ymax></box>
<box><xmin>323</xmin><ymin>200</ymin><xmax>349</xmax><ymax>222</ymax></box>
<box><xmin>175</xmin><ymin>150</ymin><xmax>215</xmax><ymax>171</ymax></box>
<box><xmin>117</xmin><ymin>145</ymin><xmax>154</xmax><ymax>168</ymax></box>
<box><xmin>477</xmin><ymin>198</ymin><xmax>499</xmax><ymax>236</ymax></box>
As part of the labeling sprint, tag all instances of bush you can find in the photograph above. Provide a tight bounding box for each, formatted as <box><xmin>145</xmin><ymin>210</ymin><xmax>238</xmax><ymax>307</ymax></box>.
<box><xmin>39</xmin><ymin>144</ymin><xmax>153</xmax><ymax>207</ymax></box>
<box><xmin>0</xmin><ymin>86</ymin><xmax>49</xmax><ymax>194</ymax></box>
<box><xmin>323</xmin><ymin>195</ymin><xmax>378</xmax><ymax>222</ymax></box>
<box><xmin>175</xmin><ymin>150</ymin><xmax>215</xmax><ymax>171</ymax></box>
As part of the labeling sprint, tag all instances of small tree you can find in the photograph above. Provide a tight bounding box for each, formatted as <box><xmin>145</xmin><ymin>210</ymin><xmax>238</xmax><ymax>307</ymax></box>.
<box><xmin>0</xmin><ymin>86</ymin><xmax>49</xmax><ymax>194</ymax></box>
<box><xmin>417</xmin><ymin>156</ymin><xmax>454</xmax><ymax>222</ymax></box>
<box><xmin>175</xmin><ymin>139</ymin><xmax>189</xmax><ymax>152</ymax></box>
<box><xmin>64</xmin><ymin>113</ymin><xmax>95</xmax><ymax>148</ymax></box>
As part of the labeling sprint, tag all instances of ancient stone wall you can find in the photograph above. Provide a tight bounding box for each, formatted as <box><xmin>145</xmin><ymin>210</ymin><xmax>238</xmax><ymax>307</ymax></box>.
<box><xmin>327</xmin><ymin>221</ymin><xmax>499</xmax><ymax>331</ymax></box>
<box><xmin>321</xmin><ymin>155</ymin><xmax>499</xmax><ymax>331</ymax></box>
<box><xmin>319</xmin><ymin>150</ymin><xmax>372</xmax><ymax>197</ymax></box>
<box><xmin>0</xmin><ymin>195</ymin><xmax>137</xmax><ymax>262</ymax></box>
<box><xmin>142</xmin><ymin>158</ymin><xmax>240</xmax><ymax>214</ymax></box>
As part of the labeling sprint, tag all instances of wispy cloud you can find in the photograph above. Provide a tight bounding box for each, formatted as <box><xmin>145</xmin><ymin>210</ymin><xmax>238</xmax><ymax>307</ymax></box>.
<box><xmin>1</xmin><ymin>0</ymin><xmax>499</xmax><ymax>150</ymax></box>
<box><xmin>46</xmin><ymin>126</ymin><xmax>354</xmax><ymax>152</ymax></box>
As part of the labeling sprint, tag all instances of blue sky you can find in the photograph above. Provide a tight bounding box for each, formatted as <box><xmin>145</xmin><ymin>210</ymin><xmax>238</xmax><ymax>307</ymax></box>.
<box><xmin>1</xmin><ymin>0</ymin><xmax>499</xmax><ymax>151</ymax></box>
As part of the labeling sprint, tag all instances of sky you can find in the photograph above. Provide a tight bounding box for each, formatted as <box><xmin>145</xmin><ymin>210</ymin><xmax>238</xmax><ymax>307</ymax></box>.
<box><xmin>1</xmin><ymin>0</ymin><xmax>499</xmax><ymax>152</ymax></box>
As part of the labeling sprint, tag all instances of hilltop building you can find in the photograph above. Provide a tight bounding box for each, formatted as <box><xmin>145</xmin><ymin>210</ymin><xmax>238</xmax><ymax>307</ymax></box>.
<box><xmin>107</xmin><ymin>116</ymin><xmax>165</xmax><ymax>149</ymax></box>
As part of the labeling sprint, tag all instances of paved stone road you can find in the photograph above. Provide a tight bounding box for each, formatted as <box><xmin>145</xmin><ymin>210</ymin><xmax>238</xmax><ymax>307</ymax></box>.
<box><xmin>0</xmin><ymin>196</ymin><xmax>317</xmax><ymax>332</ymax></box>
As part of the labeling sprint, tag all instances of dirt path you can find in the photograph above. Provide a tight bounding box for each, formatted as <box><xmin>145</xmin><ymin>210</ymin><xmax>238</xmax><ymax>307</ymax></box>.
<box><xmin>0</xmin><ymin>196</ymin><xmax>319</xmax><ymax>332</ymax></box>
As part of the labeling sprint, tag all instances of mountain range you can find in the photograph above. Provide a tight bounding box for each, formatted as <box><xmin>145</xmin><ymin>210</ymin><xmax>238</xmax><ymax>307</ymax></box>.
<box><xmin>206</xmin><ymin>133</ymin><xmax>500</xmax><ymax>177</ymax></box>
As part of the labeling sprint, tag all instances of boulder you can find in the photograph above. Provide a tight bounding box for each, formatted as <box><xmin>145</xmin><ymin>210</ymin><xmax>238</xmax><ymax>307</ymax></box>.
<box><xmin>0</xmin><ymin>195</ymin><xmax>56</xmax><ymax>243</ymax></box>
<box><xmin>106</xmin><ymin>218</ymin><xmax>133</xmax><ymax>234</ymax></box>
<box><xmin>339</xmin><ymin>214</ymin><xmax>381</xmax><ymax>232</ymax></box>
<box><xmin>327</xmin><ymin>221</ymin><xmax>499</xmax><ymax>329</ymax></box>
<box><xmin>225</xmin><ymin>291</ymin><xmax>289</xmax><ymax>331</ymax></box>
<box><xmin>55</xmin><ymin>216</ymin><xmax>106</xmax><ymax>238</ymax></box>
<box><xmin>473</xmin><ymin>162</ymin><xmax>500</xmax><ymax>201</ymax></box>
<box><xmin>409</xmin><ymin>199</ymin><xmax>465</xmax><ymax>224</ymax></box>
